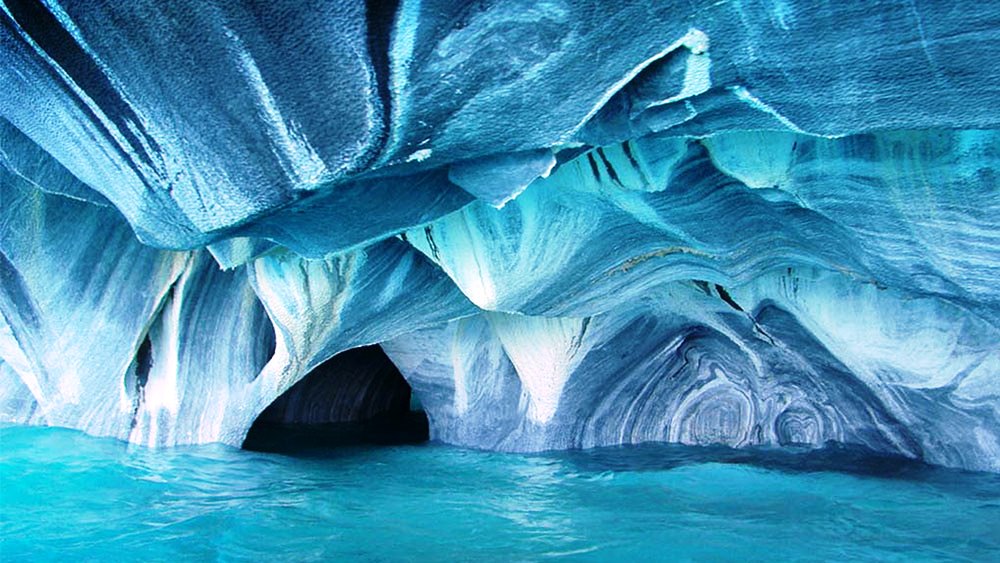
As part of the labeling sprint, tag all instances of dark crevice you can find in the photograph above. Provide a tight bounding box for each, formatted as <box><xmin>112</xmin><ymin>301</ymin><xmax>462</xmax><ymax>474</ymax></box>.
<box><xmin>243</xmin><ymin>345</ymin><xmax>428</xmax><ymax>453</ymax></box>
<box><xmin>423</xmin><ymin>225</ymin><xmax>440</xmax><ymax>261</ymax></box>
<box><xmin>586</xmin><ymin>152</ymin><xmax>601</xmax><ymax>181</ymax></box>
<box><xmin>127</xmin><ymin>334</ymin><xmax>153</xmax><ymax>431</ymax></box>
<box><xmin>714</xmin><ymin>284</ymin><xmax>745</xmax><ymax>312</ymax></box>
<box><xmin>362</xmin><ymin>0</ymin><xmax>399</xmax><ymax>168</ymax></box>
<box><xmin>621</xmin><ymin>140</ymin><xmax>641</xmax><ymax>170</ymax></box>
<box><xmin>622</xmin><ymin>139</ymin><xmax>652</xmax><ymax>186</ymax></box>
<box><xmin>124</xmin><ymin>267</ymin><xmax>187</xmax><ymax>430</ymax></box>
<box><xmin>596</xmin><ymin>147</ymin><xmax>624</xmax><ymax>187</ymax></box>
<box><xmin>753</xmin><ymin>323</ymin><xmax>778</xmax><ymax>346</ymax></box>
<box><xmin>714</xmin><ymin>283</ymin><xmax>778</xmax><ymax>345</ymax></box>
<box><xmin>134</xmin><ymin>336</ymin><xmax>152</xmax><ymax>392</ymax></box>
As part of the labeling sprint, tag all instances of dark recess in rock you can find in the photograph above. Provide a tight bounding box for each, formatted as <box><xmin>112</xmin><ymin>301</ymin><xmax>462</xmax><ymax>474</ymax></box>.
<box><xmin>243</xmin><ymin>345</ymin><xmax>428</xmax><ymax>452</ymax></box>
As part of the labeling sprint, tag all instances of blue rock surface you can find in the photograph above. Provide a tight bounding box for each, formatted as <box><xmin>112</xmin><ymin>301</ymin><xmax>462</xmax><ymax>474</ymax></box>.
<box><xmin>1</xmin><ymin>1</ymin><xmax>998</xmax><ymax>471</ymax></box>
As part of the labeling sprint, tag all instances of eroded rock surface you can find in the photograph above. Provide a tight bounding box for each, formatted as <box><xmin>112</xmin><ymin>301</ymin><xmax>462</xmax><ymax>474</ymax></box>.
<box><xmin>1</xmin><ymin>1</ymin><xmax>998</xmax><ymax>471</ymax></box>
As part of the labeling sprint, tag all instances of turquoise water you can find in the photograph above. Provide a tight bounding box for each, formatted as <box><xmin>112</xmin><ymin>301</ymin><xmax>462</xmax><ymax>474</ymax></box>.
<box><xmin>2</xmin><ymin>425</ymin><xmax>999</xmax><ymax>561</ymax></box>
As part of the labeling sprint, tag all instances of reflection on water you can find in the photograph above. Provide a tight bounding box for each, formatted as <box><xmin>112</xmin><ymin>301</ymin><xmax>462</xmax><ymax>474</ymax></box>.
<box><xmin>2</xmin><ymin>425</ymin><xmax>998</xmax><ymax>561</ymax></box>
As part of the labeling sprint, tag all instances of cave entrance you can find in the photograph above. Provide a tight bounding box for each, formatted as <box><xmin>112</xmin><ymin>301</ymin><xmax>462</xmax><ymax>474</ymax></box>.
<box><xmin>242</xmin><ymin>344</ymin><xmax>428</xmax><ymax>453</ymax></box>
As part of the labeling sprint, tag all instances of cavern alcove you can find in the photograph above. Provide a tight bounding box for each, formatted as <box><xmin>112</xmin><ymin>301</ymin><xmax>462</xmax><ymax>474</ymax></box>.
<box><xmin>242</xmin><ymin>344</ymin><xmax>428</xmax><ymax>453</ymax></box>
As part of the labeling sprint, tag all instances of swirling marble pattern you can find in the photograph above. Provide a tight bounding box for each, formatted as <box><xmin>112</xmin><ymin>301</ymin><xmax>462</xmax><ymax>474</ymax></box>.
<box><xmin>384</xmin><ymin>295</ymin><xmax>999</xmax><ymax>470</ymax></box>
<box><xmin>0</xmin><ymin>1</ymin><xmax>998</xmax><ymax>471</ymax></box>
<box><xmin>4</xmin><ymin>1</ymin><xmax>997</xmax><ymax>247</ymax></box>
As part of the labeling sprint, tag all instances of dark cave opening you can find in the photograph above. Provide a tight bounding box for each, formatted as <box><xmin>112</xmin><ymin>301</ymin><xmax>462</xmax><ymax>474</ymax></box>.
<box><xmin>242</xmin><ymin>344</ymin><xmax>428</xmax><ymax>453</ymax></box>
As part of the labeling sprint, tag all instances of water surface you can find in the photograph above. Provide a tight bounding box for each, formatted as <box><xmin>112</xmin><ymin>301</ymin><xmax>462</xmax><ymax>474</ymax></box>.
<box><xmin>2</xmin><ymin>425</ymin><xmax>999</xmax><ymax>561</ymax></box>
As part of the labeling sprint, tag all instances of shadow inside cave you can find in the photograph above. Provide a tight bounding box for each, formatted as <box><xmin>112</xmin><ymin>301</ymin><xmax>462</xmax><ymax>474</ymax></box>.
<box><xmin>554</xmin><ymin>441</ymin><xmax>1000</xmax><ymax>496</ymax></box>
<box><xmin>242</xmin><ymin>344</ymin><xmax>428</xmax><ymax>454</ymax></box>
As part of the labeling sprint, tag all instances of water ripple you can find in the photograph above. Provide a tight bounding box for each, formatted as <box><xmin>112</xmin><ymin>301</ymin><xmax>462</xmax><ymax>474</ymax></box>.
<box><xmin>2</xmin><ymin>425</ymin><xmax>998</xmax><ymax>561</ymax></box>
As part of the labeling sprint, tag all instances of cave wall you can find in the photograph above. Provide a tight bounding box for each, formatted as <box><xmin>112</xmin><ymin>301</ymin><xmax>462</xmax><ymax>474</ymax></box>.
<box><xmin>1</xmin><ymin>1</ymin><xmax>998</xmax><ymax>471</ymax></box>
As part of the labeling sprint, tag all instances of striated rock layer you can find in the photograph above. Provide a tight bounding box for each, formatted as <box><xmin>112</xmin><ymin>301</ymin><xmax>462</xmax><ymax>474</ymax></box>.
<box><xmin>1</xmin><ymin>1</ymin><xmax>998</xmax><ymax>471</ymax></box>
